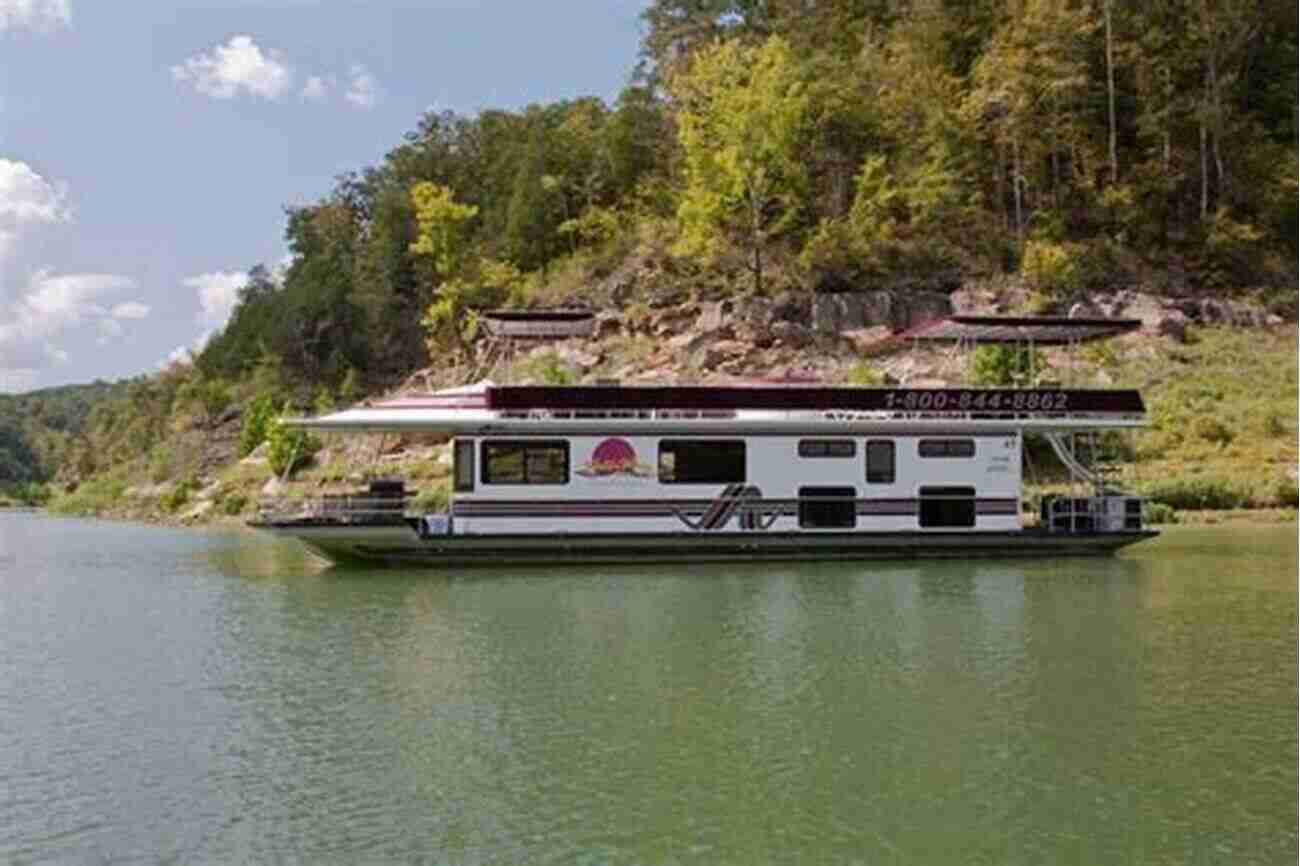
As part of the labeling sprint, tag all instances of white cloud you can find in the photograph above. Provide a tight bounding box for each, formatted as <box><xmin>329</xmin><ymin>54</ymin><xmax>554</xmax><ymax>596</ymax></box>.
<box><xmin>20</xmin><ymin>270</ymin><xmax>132</xmax><ymax>324</ymax></box>
<box><xmin>161</xmin><ymin>344</ymin><xmax>194</xmax><ymax>370</ymax></box>
<box><xmin>172</xmin><ymin>36</ymin><xmax>292</xmax><ymax>101</ymax></box>
<box><xmin>0</xmin><ymin>160</ymin><xmax>70</xmax><ymax>266</ymax></box>
<box><xmin>185</xmin><ymin>269</ymin><xmax>248</xmax><ymax>326</ymax></box>
<box><xmin>159</xmin><ymin>330</ymin><xmax>213</xmax><ymax>371</ymax></box>
<box><xmin>0</xmin><ymin>158</ymin><xmax>70</xmax><ymax>227</ymax></box>
<box><xmin>0</xmin><ymin>0</ymin><xmax>70</xmax><ymax>33</ymax></box>
<box><xmin>110</xmin><ymin>300</ymin><xmax>150</xmax><ymax>319</ymax></box>
<box><xmin>0</xmin><ymin>269</ymin><xmax>135</xmax><ymax>374</ymax></box>
<box><xmin>344</xmin><ymin>63</ymin><xmax>378</xmax><ymax>109</ymax></box>
<box><xmin>301</xmin><ymin>75</ymin><xmax>332</xmax><ymax>102</ymax></box>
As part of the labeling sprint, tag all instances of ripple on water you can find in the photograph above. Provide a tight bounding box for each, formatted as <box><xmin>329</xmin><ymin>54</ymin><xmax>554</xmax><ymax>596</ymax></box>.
<box><xmin>0</xmin><ymin>514</ymin><xmax>1295</xmax><ymax>863</ymax></box>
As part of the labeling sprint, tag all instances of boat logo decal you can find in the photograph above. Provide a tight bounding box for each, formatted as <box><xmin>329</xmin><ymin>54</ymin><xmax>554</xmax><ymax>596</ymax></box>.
<box><xmin>576</xmin><ymin>438</ymin><xmax>654</xmax><ymax>478</ymax></box>
<box><xmin>671</xmin><ymin>484</ymin><xmax>782</xmax><ymax>532</ymax></box>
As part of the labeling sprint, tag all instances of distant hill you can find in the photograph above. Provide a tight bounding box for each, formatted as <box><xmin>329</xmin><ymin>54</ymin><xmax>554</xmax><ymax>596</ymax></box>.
<box><xmin>0</xmin><ymin>380</ymin><xmax>138</xmax><ymax>487</ymax></box>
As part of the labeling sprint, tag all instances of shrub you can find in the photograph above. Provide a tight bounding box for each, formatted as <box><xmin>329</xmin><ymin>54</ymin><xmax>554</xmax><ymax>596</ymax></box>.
<box><xmin>160</xmin><ymin>476</ymin><xmax>199</xmax><ymax>513</ymax></box>
<box><xmin>267</xmin><ymin>414</ymin><xmax>320</xmax><ymax>477</ymax></box>
<box><xmin>1142</xmin><ymin>501</ymin><xmax>1180</xmax><ymax>525</ymax></box>
<box><xmin>147</xmin><ymin>445</ymin><xmax>175</xmax><ymax>484</ymax></box>
<box><xmin>968</xmin><ymin>344</ymin><xmax>1046</xmax><ymax>387</ymax></box>
<box><xmin>846</xmin><ymin>360</ymin><xmax>885</xmax><ymax>386</ymax></box>
<box><xmin>49</xmin><ymin>476</ymin><xmax>128</xmax><ymax>516</ymax></box>
<box><xmin>1020</xmin><ymin>239</ymin><xmax>1084</xmax><ymax>297</ymax></box>
<box><xmin>177</xmin><ymin>375</ymin><xmax>233</xmax><ymax>428</ymax></box>
<box><xmin>239</xmin><ymin>392</ymin><xmax>277</xmax><ymax>458</ymax></box>
<box><xmin>1274</xmin><ymin>478</ymin><xmax>1300</xmax><ymax>509</ymax></box>
<box><xmin>1142</xmin><ymin>476</ymin><xmax>1249</xmax><ymax>510</ymax></box>
<box><xmin>221</xmin><ymin>493</ymin><xmax>249</xmax><ymax>516</ymax></box>
<box><xmin>517</xmin><ymin>351</ymin><xmax>577</xmax><ymax>385</ymax></box>
<box><xmin>5</xmin><ymin>481</ymin><xmax>49</xmax><ymax>506</ymax></box>
<box><xmin>1199</xmin><ymin>208</ymin><xmax>1266</xmax><ymax>289</ymax></box>
<box><xmin>411</xmin><ymin>484</ymin><xmax>451</xmax><ymax>513</ymax></box>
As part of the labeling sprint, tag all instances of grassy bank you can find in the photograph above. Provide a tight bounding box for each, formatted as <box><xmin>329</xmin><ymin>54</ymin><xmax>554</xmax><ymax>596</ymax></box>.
<box><xmin>1117</xmin><ymin>326</ymin><xmax>1297</xmax><ymax>511</ymax></box>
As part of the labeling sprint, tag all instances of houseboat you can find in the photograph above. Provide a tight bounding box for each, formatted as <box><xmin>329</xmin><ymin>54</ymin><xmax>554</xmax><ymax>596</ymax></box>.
<box><xmin>251</xmin><ymin>316</ymin><xmax>1158</xmax><ymax>566</ymax></box>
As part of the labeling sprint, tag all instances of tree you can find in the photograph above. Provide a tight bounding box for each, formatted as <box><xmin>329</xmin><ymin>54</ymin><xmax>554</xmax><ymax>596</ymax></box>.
<box><xmin>408</xmin><ymin>182</ymin><xmax>487</xmax><ymax>361</ymax></box>
<box><xmin>409</xmin><ymin>181</ymin><xmax>478</xmax><ymax>279</ymax></box>
<box><xmin>670</xmin><ymin>35</ymin><xmax>811</xmax><ymax>294</ymax></box>
<box><xmin>504</xmin><ymin>131</ymin><xmax>556</xmax><ymax>272</ymax></box>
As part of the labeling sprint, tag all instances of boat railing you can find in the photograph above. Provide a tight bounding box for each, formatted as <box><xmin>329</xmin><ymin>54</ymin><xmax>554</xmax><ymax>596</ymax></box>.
<box><xmin>255</xmin><ymin>495</ymin><xmax>426</xmax><ymax>526</ymax></box>
<box><xmin>1039</xmin><ymin>493</ymin><xmax>1144</xmax><ymax>533</ymax></box>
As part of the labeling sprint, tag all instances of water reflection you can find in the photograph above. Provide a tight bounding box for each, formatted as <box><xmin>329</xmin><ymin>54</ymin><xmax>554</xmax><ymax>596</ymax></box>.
<box><xmin>6</xmin><ymin>510</ymin><xmax>1292</xmax><ymax>864</ymax></box>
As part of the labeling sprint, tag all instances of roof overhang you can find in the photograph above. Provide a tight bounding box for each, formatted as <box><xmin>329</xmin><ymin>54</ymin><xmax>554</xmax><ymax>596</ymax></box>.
<box><xmin>903</xmin><ymin>316</ymin><xmax>1143</xmax><ymax>345</ymax></box>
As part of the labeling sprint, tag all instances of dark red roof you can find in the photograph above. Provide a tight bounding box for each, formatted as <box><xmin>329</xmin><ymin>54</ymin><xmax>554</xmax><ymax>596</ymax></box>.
<box><xmin>904</xmin><ymin>316</ymin><xmax>1142</xmax><ymax>345</ymax></box>
<box><xmin>483</xmin><ymin>309</ymin><xmax>595</xmax><ymax>339</ymax></box>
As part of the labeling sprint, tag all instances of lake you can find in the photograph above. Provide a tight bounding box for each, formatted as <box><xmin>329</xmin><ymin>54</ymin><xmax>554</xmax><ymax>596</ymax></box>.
<box><xmin>1</xmin><ymin>511</ymin><xmax>1295</xmax><ymax>864</ymax></box>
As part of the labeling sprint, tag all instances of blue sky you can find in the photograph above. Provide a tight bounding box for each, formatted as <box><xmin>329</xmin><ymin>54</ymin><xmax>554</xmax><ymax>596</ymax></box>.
<box><xmin>0</xmin><ymin>0</ymin><xmax>646</xmax><ymax>392</ymax></box>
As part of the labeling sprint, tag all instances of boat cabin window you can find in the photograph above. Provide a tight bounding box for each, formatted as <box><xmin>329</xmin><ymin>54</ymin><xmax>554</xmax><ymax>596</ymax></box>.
<box><xmin>658</xmin><ymin>440</ymin><xmax>745</xmax><ymax>484</ymax></box>
<box><xmin>918</xmin><ymin>438</ymin><xmax>976</xmax><ymax>458</ymax></box>
<box><xmin>482</xmin><ymin>440</ymin><xmax>569</xmax><ymax>485</ymax></box>
<box><xmin>865</xmin><ymin>440</ymin><xmax>895</xmax><ymax>484</ymax></box>
<box><xmin>918</xmin><ymin>486</ymin><xmax>976</xmax><ymax>528</ymax></box>
<box><xmin>453</xmin><ymin>440</ymin><xmax>475</xmax><ymax>492</ymax></box>
<box><xmin>798</xmin><ymin>486</ymin><xmax>857</xmax><ymax>529</ymax></box>
<box><xmin>798</xmin><ymin>439</ymin><xmax>856</xmax><ymax>458</ymax></box>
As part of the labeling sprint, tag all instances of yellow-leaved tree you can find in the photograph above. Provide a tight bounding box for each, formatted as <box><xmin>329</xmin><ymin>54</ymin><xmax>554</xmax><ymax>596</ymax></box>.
<box><xmin>669</xmin><ymin>35</ymin><xmax>810</xmax><ymax>295</ymax></box>
<box><xmin>409</xmin><ymin>181</ymin><xmax>479</xmax><ymax>360</ymax></box>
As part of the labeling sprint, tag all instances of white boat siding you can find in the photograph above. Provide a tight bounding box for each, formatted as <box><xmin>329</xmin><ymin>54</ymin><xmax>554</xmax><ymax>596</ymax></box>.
<box><xmin>450</xmin><ymin>433</ymin><xmax>1023</xmax><ymax>536</ymax></box>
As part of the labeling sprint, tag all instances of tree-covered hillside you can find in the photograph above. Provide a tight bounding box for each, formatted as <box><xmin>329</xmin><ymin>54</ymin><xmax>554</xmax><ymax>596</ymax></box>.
<box><xmin>194</xmin><ymin>0</ymin><xmax>1296</xmax><ymax>398</ymax></box>
<box><xmin>6</xmin><ymin>0</ymin><xmax>1296</xmax><ymax>498</ymax></box>
<box><xmin>0</xmin><ymin>380</ymin><xmax>136</xmax><ymax>489</ymax></box>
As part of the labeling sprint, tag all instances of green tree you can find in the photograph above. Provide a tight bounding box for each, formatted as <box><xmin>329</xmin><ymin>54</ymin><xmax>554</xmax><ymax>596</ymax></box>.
<box><xmin>670</xmin><ymin>35</ymin><xmax>811</xmax><ymax>294</ymax></box>
<box><xmin>504</xmin><ymin>131</ymin><xmax>556</xmax><ymax>272</ymax></box>
<box><xmin>410</xmin><ymin>181</ymin><xmax>479</xmax><ymax>278</ymax></box>
<box><xmin>408</xmin><ymin>182</ymin><xmax>488</xmax><ymax>361</ymax></box>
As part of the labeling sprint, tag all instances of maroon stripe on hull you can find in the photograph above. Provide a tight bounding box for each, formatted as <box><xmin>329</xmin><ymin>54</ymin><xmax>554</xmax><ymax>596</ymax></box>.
<box><xmin>455</xmin><ymin>498</ymin><xmax>1018</xmax><ymax>519</ymax></box>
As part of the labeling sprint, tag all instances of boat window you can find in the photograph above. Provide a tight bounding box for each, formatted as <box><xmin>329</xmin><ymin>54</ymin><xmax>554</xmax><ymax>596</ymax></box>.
<box><xmin>918</xmin><ymin>438</ymin><xmax>976</xmax><ymax>458</ymax></box>
<box><xmin>865</xmin><ymin>440</ymin><xmax>895</xmax><ymax>484</ymax></box>
<box><xmin>453</xmin><ymin>440</ymin><xmax>475</xmax><ymax>492</ymax></box>
<box><xmin>658</xmin><ymin>440</ymin><xmax>745</xmax><ymax>484</ymax></box>
<box><xmin>798</xmin><ymin>486</ymin><xmax>857</xmax><ymax>529</ymax></box>
<box><xmin>482</xmin><ymin>440</ymin><xmax>569</xmax><ymax>485</ymax></box>
<box><xmin>798</xmin><ymin>439</ymin><xmax>856</xmax><ymax>458</ymax></box>
<box><xmin>918</xmin><ymin>486</ymin><xmax>976</xmax><ymax>527</ymax></box>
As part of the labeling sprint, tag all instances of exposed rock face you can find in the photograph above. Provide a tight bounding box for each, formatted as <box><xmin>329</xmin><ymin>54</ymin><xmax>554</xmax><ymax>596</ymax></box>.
<box><xmin>1156</xmin><ymin>310</ymin><xmax>1189</xmax><ymax>343</ymax></box>
<box><xmin>770</xmin><ymin>321</ymin><xmax>812</xmax><ymax>348</ymax></box>
<box><xmin>898</xmin><ymin>292</ymin><xmax>952</xmax><ymax>329</ymax></box>
<box><xmin>594</xmin><ymin>311</ymin><xmax>622</xmax><ymax>339</ymax></box>
<box><xmin>697</xmin><ymin>300</ymin><xmax>734</xmax><ymax>332</ymax></box>
<box><xmin>813</xmin><ymin>294</ymin><xmax>868</xmax><ymax>333</ymax></box>
<box><xmin>811</xmin><ymin>291</ymin><xmax>952</xmax><ymax>334</ymax></box>
<box><xmin>771</xmin><ymin>291</ymin><xmax>809</xmax><ymax>323</ymax></box>
<box><xmin>840</xmin><ymin>326</ymin><xmax>895</xmax><ymax>354</ymax></box>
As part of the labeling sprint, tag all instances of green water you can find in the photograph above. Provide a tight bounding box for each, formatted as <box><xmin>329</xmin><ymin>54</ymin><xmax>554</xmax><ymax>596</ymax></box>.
<box><xmin>1</xmin><ymin>512</ymin><xmax>1295</xmax><ymax>864</ymax></box>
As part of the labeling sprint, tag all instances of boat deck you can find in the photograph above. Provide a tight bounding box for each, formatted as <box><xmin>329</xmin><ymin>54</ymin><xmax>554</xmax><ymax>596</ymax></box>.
<box><xmin>250</xmin><ymin>521</ymin><xmax>1158</xmax><ymax>567</ymax></box>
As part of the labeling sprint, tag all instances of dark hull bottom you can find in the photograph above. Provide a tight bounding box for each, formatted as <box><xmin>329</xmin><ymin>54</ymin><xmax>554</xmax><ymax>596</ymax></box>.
<box><xmin>251</xmin><ymin>524</ymin><xmax>1159</xmax><ymax>567</ymax></box>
